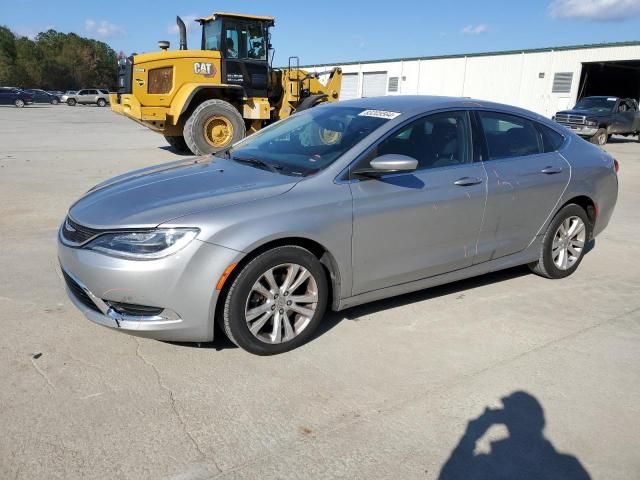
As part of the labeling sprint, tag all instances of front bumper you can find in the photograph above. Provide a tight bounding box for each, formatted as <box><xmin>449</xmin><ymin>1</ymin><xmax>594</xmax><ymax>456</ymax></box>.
<box><xmin>557</xmin><ymin>123</ymin><xmax>598</xmax><ymax>137</ymax></box>
<box><xmin>58</xmin><ymin>230</ymin><xmax>241</xmax><ymax>342</ymax></box>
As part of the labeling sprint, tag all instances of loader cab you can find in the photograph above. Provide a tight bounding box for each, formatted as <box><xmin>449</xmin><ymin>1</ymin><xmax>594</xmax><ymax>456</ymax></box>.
<box><xmin>199</xmin><ymin>12</ymin><xmax>273</xmax><ymax>97</ymax></box>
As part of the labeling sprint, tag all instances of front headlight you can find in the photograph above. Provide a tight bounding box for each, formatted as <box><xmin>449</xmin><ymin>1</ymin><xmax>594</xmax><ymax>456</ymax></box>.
<box><xmin>585</xmin><ymin>120</ymin><xmax>598</xmax><ymax>126</ymax></box>
<box><xmin>87</xmin><ymin>228</ymin><xmax>199</xmax><ymax>260</ymax></box>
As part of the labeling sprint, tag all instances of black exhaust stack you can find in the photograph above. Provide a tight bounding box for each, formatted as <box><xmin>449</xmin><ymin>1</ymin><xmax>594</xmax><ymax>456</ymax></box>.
<box><xmin>176</xmin><ymin>16</ymin><xmax>187</xmax><ymax>50</ymax></box>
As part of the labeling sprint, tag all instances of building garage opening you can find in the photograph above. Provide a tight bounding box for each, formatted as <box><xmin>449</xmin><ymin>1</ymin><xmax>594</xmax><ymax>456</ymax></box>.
<box><xmin>578</xmin><ymin>60</ymin><xmax>640</xmax><ymax>102</ymax></box>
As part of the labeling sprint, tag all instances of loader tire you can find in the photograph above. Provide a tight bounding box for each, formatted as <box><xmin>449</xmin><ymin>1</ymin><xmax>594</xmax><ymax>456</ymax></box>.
<box><xmin>164</xmin><ymin>135</ymin><xmax>190</xmax><ymax>153</ymax></box>
<box><xmin>183</xmin><ymin>99</ymin><xmax>245</xmax><ymax>155</ymax></box>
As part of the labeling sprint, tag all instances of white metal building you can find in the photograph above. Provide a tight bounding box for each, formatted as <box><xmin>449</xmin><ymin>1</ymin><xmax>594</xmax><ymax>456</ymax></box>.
<box><xmin>308</xmin><ymin>41</ymin><xmax>640</xmax><ymax>118</ymax></box>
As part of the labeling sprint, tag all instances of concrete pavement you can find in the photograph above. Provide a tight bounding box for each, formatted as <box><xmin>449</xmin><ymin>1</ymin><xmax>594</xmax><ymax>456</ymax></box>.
<box><xmin>1</xmin><ymin>105</ymin><xmax>639</xmax><ymax>479</ymax></box>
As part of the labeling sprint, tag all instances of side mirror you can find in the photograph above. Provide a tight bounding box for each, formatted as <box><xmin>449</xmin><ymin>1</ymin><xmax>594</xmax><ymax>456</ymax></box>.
<box><xmin>354</xmin><ymin>154</ymin><xmax>418</xmax><ymax>178</ymax></box>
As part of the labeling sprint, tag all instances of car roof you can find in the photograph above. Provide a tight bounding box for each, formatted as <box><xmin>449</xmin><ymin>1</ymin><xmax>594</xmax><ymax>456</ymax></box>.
<box><xmin>333</xmin><ymin>95</ymin><xmax>548</xmax><ymax>119</ymax></box>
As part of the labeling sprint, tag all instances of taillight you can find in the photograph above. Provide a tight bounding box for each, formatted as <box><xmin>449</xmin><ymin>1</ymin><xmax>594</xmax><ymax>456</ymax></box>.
<box><xmin>613</xmin><ymin>159</ymin><xmax>619</xmax><ymax>174</ymax></box>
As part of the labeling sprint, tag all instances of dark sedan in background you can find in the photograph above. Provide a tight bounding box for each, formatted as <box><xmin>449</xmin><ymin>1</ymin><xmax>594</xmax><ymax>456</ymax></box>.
<box><xmin>0</xmin><ymin>88</ymin><xmax>34</xmax><ymax>107</ymax></box>
<box><xmin>23</xmin><ymin>89</ymin><xmax>60</xmax><ymax>105</ymax></box>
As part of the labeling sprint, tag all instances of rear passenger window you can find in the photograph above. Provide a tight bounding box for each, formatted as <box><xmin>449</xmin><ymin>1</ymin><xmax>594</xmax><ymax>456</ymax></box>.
<box><xmin>537</xmin><ymin>124</ymin><xmax>565</xmax><ymax>152</ymax></box>
<box><xmin>478</xmin><ymin>111</ymin><xmax>542</xmax><ymax>160</ymax></box>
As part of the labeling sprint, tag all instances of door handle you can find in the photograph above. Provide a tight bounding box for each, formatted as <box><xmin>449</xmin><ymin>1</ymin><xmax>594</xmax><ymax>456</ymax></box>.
<box><xmin>454</xmin><ymin>177</ymin><xmax>482</xmax><ymax>186</ymax></box>
<box><xmin>541</xmin><ymin>166</ymin><xmax>563</xmax><ymax>174</ymax></box>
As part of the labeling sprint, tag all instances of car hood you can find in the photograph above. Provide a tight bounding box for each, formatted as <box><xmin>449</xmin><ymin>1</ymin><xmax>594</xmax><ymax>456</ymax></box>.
<box><xmin>68</xmin><ymin>156</ymin><xmax>300</xmax><ymax>229</ymax></box>
<box><xmin>556</xmin><ymin>109</ymin><xmax>610</xmax><ymax>118</ymax></box>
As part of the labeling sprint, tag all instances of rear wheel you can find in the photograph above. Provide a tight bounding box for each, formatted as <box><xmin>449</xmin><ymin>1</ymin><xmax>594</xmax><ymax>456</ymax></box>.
<box><xmin>14</xmin><ymin>99</ymin><xmax>25</xmax><ymax>108</ymax></box>
<box><xmin>183</xmin><ymin>99</ymin><xmax>245</xmax><ymax>155</ymax></box>
<box><xmin>97</xmin><ymin>98</ymin><xmax>107</xmax><ymax>107</ymax></box>
<box><xmin>67</xmin><ymin>98</ymin><xmax>76</xmax><ymax>106</ymax></box>
<box><xmin>529</xmin><ymin>204</ymin><xmax>591</xmax><ymax>279</ymax></box>
<box><xmin>590</xmin><ymin>128</ymin><xmax>608</xmax><ymax>145</ymax></box>
<box><xmin>221</xmin><ymin>246</ymin><xmax>328</xmax><ymax>355</ymax></box>
<box><xmin>163</xmin><ymin>135</ymin><xmax>190</xmax><ymax>153</ymax></box>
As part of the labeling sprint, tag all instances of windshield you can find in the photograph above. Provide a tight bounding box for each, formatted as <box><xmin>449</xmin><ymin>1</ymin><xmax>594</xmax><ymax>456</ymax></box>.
<box><xmin>574</xmin><ymin>97</ymin><xmax>617</xmax><ymax>113</ymax></box>
<box><xmin>222</xmin><ymin>106</ymin><xmax>395</xmax><ymax>176</ymax></box>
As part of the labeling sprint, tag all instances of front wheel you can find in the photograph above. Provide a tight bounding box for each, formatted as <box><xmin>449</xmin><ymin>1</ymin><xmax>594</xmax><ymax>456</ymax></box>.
<box><xmin>97</xmin><ymin>98</ymin><xmax>107</xmax><ymax>107</ymax></box>
<box><xmin>529</xmin><ymin>204</ymin><xmax>591</xmax><ymax>279</ymax></box>
<box><xmin>51</xmin><ymin>98</ymin><xmax>59</xmax><ymax>105</ymax></box>
<box><xmin>14</xmin><ymin>99</ymin><xmax>25</xmax><ymax>108</ymax></box>
<box><xmin>590</xmin><ymin>128</ymin><xmax>608</xmax><ymax>145</ymax></box>
<box><xmin>221</xmin><ymin>246</ymin><xmax>328</xmax><ymax>355</ymax></box>
<box><xmin>67</xmin><ymin>98</ymin><xmax>76</xmax><ymax>106</ymax></box>
<box><xmin>183</xmin><ymin>99</ymin><xmax>246</xmax><ymax>155</ymax></box>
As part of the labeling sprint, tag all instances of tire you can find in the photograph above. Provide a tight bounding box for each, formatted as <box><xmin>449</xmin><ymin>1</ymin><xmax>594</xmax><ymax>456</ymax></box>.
<box><xmin>51</xmin><ymin>98</ymin><xmax>59</xmax><ymax>105</ymax></box>
<box><xmin>164</xmin><ymin>135</ymin><xmax>190</xmax><ymax>153</ymax></box>
<box><xmin>67</xmin><ymin>98</ymin><xmax>76</xmax><ymax>106</ymax></box>
<box><xmin>221</xmin><ymin>246</ymin><xmax>328</xmax><ymax>355</ymax></box>
<box><xmin>183</xmin><ymin>99</ymin><xmax>246</xmax><ymax>155</ymax></box>
<box><xmin>14</xmin><ymin>99</ymin><xmax>25</xmax><ymax>108</ymax></box>
<box><xmin>590</xmin><ymin>128</ymin><xmax>608</xmax><ymax>145</ymax></box>
<box><xmin>529</xmin><ymin>204</ymin><xmax>591</xmax><ymax>279</ymax></box>
<box><xmin>97</xmin><ymin>98</ymin><xmax>107</xmax><ymax>107</ymax></box>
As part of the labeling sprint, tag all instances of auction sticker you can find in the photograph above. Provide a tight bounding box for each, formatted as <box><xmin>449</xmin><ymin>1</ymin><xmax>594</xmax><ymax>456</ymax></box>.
<box><xmin>358</xmin><ymin>109</ymin><xmax>401</xmax><ymax>119</ymax></box>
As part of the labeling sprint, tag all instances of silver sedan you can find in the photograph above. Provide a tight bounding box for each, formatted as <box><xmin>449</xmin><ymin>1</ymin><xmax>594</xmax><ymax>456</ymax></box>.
<box><xmin>58</xmin><ymin>96</ymin><xmax>618</xmax><ymax>355</ymax></box>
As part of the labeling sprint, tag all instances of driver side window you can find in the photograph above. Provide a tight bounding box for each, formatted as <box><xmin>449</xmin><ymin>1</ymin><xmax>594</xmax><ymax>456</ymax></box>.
<box><xmin>224</xmin><ymin>22</ymin><xmax>266</xmax><ymax>60</ymax></box>
<box><xmin>360</xmin><ymin>111</ymin><xmax>472</xmax><ymax>171</ymax></box>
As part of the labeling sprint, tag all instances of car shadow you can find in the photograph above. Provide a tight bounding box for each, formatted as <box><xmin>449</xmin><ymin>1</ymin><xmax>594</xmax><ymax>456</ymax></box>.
<box><xmin>0</xmin><ymin>105</ymin><xmax>53</xmax><ymax>108</ymax></box>
<box><xmin>157</xmin><ymin>145</ymin><xmax>196</xmax><ymax>156</ymax></box>
<box><xmin>608</xmin><ymin>135</ymin><xmax>638</xmax><ymax>144</ymax></box>
<box><xmin>437</xmin><ymin>390</ymin><xmax>591</xmax><ymax>479</ymax></box>
<box><xmin>169</xmin><ymin>239</ymin><xmax>596</xmax><ymax>351</ymax></box>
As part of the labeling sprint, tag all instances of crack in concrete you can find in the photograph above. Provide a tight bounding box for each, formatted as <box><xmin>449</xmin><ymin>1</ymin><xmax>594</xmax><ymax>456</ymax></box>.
<box><xmin>29</xmin><ymin>357</ymin><xmax>55</xmax><ymax>391</ymax></box>
<box><xmin>133</xmin><ymin>338</ymin><xmax>222</xmax><ymax>474</ymax></box>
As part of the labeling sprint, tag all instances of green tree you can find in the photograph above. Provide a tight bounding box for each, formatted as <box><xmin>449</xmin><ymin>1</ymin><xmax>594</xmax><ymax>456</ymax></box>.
<box><xmin>0</xmin><ymin>26</ymin><xmax>118</xmax><ymax>90</ymax></box>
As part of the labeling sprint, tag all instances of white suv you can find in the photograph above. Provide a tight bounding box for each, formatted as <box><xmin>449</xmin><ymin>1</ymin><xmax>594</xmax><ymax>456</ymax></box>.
<box><xmin>66</xmin><ymin>89</ymin><xmax>110</xmax><ymax>107</ymax></box>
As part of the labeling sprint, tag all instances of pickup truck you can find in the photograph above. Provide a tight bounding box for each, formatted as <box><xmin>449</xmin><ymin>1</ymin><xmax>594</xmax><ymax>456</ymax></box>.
<box><xmin>553</xmin><ymin>96</ymin><xmax>640</xmax><ymax>145</ymax></box>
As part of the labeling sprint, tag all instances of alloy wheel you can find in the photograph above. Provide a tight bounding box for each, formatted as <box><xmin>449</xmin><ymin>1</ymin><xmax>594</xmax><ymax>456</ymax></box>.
<box><xmin>244</xmin><ymin>263</ymin><xmax>319</xmax><ymax>344</ymax></box>
<box><xmin>203</xmin><ymin>115</ymin><xmax>234</xmax><ymax>148</ymax></box>
<box><xmin>598</xmin><ymin>132</ymin><xmax>607</xmax><ymax>145</ymax></box>
<box><xmin>552</xmin><ymin>216</ymin><xmax>586</xmax><ymax>270</ymax></box>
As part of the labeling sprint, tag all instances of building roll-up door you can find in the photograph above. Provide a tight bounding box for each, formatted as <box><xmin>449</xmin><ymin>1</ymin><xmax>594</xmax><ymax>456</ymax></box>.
<box><xmin>340</xmin><ymin>73</ymin><xmax>359</xmax><ymax>100</ymax></box>
<box><xmin>362</xmin><ymin>71</ymin><xmax>388</xmax><ymax>97</ymax></box>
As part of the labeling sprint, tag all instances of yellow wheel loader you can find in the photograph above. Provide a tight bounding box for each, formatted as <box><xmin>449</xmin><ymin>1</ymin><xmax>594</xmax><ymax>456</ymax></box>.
<box><xmin>110</xmin><ymin>12</ymin><xmax>342</xmax><ymax>155</ymax></box>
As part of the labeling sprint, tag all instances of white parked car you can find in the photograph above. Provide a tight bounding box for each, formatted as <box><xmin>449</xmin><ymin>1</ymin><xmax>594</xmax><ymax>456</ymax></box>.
<box><xmin>66</xmin><ymin>89</ymin><xmax>110</xmax><ymax>107</ymax></box>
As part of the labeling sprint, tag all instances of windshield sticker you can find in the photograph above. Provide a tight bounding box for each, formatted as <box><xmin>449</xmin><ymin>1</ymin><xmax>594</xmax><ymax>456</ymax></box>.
<box><xmin>358</xmin><ymin>109</ymin><xmax>401</xmax><ymax>119</ymax></box>
<box><xmin>607</xmin><ymin>98</ymin><xmax>617</xmax><ymax>102</ymax></box>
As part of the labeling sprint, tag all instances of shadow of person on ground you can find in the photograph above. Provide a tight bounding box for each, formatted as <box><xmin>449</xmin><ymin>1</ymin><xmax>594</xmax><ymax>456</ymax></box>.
<box><xmin>438</xmin><ymin>391</ymin><xmax>591</xmax><ymax>480</ymax></box>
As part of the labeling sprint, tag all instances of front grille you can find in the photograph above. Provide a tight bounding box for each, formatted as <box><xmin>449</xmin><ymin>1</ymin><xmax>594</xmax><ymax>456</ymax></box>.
<box><xmin>62</xmin><ymin>270</ymin><xmax>101</xmax><ymax>313</ymax></box>
<box><xmin>148</xmin><ymin>67</ymin><xmax>173</xmax><ymax>94</ymax></box>
<box><xmin>61</xmin><ymin>217</ymin><xmax>101</xmax><ymax>245</ymax></box>
<box><xmin>555</xmin><ymin>113</ymin><xmax>586</xmax><ymax>125</ymax></box>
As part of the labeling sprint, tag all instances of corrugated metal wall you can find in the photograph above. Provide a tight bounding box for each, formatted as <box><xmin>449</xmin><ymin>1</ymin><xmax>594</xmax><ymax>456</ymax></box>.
<box><xmin>311</xmin><ymin>44</ymin><xmax>640</xmax><ymax>118</ymax></box>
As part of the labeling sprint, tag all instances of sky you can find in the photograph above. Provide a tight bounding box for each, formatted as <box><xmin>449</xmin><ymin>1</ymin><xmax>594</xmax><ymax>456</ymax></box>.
<box><xmin>4</xmin><ymin>0</ymin><xmax>640</xmax><ymax>65</ymax></box>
